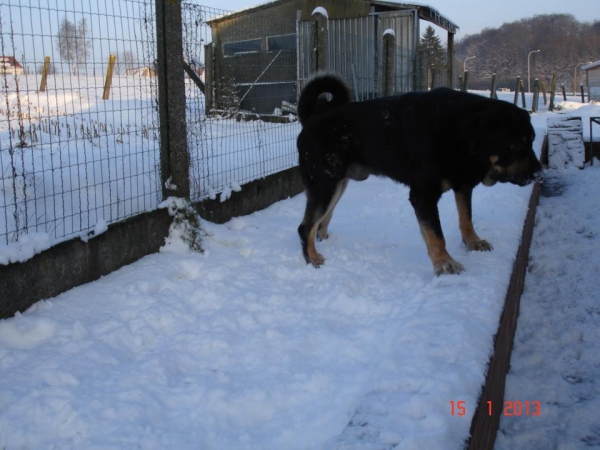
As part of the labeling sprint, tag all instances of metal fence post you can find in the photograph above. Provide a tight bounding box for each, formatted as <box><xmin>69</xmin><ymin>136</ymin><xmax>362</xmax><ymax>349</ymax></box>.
<box><xmin>311</xmin><ymin>8</ymin><xmax>328</xmax><ymax>73</ymax></box>
<box><xmin>156</xmin><ymin>0</ymin><xmax>190</xmax><ymax>200</ymax></box>
<box><xmin>447</xmin><ymin>32</ymin><xmax>455</xmax><ymax>89</ymax></box>
<box><xmin>382</xmin><ymin>30</ymin><xmax>396</xmax><ymax>96</ymax></box>
<box><xmin>204</xmin><ymin>44</ymin><xmax>215</xmax><ymax>113</ymax></box>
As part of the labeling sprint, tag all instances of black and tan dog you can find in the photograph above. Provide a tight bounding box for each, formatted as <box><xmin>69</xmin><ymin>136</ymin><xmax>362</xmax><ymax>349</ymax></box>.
<box><xmin>296</xmin><ymin>73</ymin><xmax>541</xmax><ymax>275</ymax></box>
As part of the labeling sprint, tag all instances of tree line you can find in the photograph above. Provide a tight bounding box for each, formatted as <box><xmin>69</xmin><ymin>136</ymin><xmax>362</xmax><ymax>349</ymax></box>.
<box><xmin>454</xmin><ymin>14</ymin><xmax>600</xmax><ymax>91</ymax></box>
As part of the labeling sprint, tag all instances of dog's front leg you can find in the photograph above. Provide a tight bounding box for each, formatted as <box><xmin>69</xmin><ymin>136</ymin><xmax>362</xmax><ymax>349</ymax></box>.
<box><xmin>453</xmin><ymin>186</ymin><xmax>493</xmax><ymax>251</ymax></box>
<box><xmin>410</xmin><ymin>189</ymin><xmax>465</xmax><ymax>275</ymax></box>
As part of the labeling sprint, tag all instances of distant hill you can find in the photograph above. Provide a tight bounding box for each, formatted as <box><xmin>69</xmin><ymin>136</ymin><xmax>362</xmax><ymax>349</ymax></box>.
<box><xmin>456</xmin><ymin>14</ymin><xmax>600</xmax><ymax>91</ymax></box>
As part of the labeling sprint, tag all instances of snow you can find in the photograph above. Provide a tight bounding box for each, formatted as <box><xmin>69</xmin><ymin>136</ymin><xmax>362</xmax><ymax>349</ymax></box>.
<box><xmin>0</xmin><ymin>142</ymin><xmax>541</xmax><ymax>448</ymax></box>
<box><xmin>312</xmin><ymin>6</ymin><xmax>328</xmax><ymax>19</ymax></box>
<box><xmin>496</xmin><ymin>165</ymin><xmax>600</xmax><ymax>449</ymax></box>
<box><xmin>1</xmin><ymin>94</ymin><xmax>600</xmax><ymax>448</ymax></box>
<box><xmin>547</xmin><ymin>116</ymin><xmax>585</xmax><ymax>169</ymax></box>
<box><xmin>0</xmin><ymin>231</ymin><xmax>52</xmax><ymax>265</ymax></box>
<box><xmin>554</xmin><ymin>102</ymin><xmax>600</xmax><ymax>141</ymax></box>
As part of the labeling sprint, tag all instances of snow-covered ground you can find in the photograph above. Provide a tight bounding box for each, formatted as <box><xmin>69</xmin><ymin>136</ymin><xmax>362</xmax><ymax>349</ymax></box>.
<box><xmin>0</xmin><ymin>133</ymin><xmax>543</xmax><ymax>448</ymax></box>
<box><xmin>495</xmin><ymin>165</ymin><xmax>600</xmax><ymax>449</ymax></box>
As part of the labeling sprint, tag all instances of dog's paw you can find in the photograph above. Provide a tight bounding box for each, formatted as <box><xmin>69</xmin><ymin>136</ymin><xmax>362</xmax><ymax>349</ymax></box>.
<box><xmin>308</xmin><ymin>252</ymin><xmax>325</xmax><ymax>268</ymax></box>
<box><xmin>434</xmin><ymin>259</ymin><xmax>465</xmax><ymax>276</ymax></box>
<box><xmin>464</xmin><ymin>239</ymin><xmax>493</xmax><ymax>252</ymax></box>
<box><xmin>317</xmin><ymin>230</ymin><xmax>329</xmax><ymax>241</ymax></box>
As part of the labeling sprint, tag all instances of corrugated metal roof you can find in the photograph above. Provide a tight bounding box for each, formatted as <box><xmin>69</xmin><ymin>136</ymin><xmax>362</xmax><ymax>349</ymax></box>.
<box><xmin>582</xmin><ymin>60</ymin><xmax>600</xmax><ymax>71</ymax></box>
<box><xmin>207</xmin><ymin>0</ymin><xmax>459</xmax><ymax>33</ymax></box>
<box><xmin>371</xmin><ymin>1</ymin><xmax>458</xmax><ymax>32</ymax></box>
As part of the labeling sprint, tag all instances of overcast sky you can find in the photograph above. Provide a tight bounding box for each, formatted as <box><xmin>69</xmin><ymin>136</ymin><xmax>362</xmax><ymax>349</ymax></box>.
<box><xmin>199</xmin><ymin>0</ymin><xmax>599</xmax><ymax>38</ymax></box>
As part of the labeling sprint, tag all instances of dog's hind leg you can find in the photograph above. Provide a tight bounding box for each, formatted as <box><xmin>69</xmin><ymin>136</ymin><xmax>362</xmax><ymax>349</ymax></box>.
<box><xmin>453</xmin><ymin>187</ymin><xmax>493</xmax><ymax>251</ymax></box>
<box><xmin>317</xmin><ymin>179</ymin><xmax>349</xmax><ymax>241</ymax></box>
<box><xmin>298</xmin><ymin>181</ymin><xmax>343</xmax><ymax>267</ymax></box>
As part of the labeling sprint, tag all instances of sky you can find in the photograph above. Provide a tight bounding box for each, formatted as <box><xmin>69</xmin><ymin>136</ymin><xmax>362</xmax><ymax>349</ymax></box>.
<box><xmin>198</xmin><ymin>0</ymin><xmax>600</xmax><ymax>38</ymax></box>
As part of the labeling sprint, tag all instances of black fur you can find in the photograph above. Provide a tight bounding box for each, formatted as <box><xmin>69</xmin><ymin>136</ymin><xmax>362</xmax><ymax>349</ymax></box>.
<box><xmin>297</xmin><ymin>73</ymin><xmax>541</xmax><ymax>275</ymax></box>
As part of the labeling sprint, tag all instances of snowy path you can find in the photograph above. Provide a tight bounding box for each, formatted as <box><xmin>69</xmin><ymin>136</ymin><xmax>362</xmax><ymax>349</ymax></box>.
<box><xmin>496</xmin><ymin>166</ymin><xmax>600</xmax><ymax>449</ymax></box>
<box><xmin>0</xmin><ymin>169</ymin><xmax>538</xmax><ymax>449</ymax></box>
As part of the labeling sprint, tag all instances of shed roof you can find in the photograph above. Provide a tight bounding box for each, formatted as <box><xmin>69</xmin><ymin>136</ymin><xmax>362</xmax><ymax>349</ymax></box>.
<box><xmin>582</xmin><ymin>60</ymin><xmax>600</xmax><ymax>71</ymax></box>
<box><xmin>208</xmin><ymin>0</ymin><xmax>459</xmax><ymax>33</ymax></box>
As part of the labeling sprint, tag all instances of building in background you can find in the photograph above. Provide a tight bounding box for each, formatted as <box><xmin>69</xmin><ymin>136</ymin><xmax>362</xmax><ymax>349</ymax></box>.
<box><xmin>582</xmin><ymin>60</ymin><xmax>600</xmax><ymax>101</ymax></box>
<box><xmin>0</xmin><ymin>56</ymin><xmax>24</xmax><ymax>75</ymax></box>
<box><xmin>205</xmin><ymin>0</ymin><xmax>458</xmax><ymax>115</ymax></box>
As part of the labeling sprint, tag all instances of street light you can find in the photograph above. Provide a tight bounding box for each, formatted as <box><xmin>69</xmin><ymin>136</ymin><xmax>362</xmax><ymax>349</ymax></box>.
<box><xmin>573</xmin><ymin>61</ymin><xmax>592</xmax><ymax>96</ymax></box>
<box><xmin>464</xmin><ymin>55</ymin><xmax>476</xmax><ymax>73</ymax></box>
<box><xmin>527</xmin><ymin>50</ymin><xmax>540</xmax><ymax>93</ymax></box>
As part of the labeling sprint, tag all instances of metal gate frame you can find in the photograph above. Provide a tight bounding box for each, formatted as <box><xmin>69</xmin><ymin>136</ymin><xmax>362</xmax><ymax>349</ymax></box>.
<box><xmin>297</xmin><ymin>10</ymin><xmax>418</xmax><ymax>101</ymax></box>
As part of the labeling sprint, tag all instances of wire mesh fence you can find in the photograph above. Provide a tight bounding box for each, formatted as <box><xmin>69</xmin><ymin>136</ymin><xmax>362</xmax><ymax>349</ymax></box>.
<box><xmin>182</xmin><ymin>4</ymin><xmax>300</xmax><ymax>203</ymax></box>
<box><xmin>0</xmin><ymin>1</ymin><xmax>449</xmax><ymax>258</ymax></box>
<box><xmin>0</xmin><ymin>0</ymin><xmax>160</xmax><ymax>251</ymax></box>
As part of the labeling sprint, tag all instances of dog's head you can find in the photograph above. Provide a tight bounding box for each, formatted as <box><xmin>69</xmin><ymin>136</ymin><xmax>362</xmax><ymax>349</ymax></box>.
<box><xmin>464</xmin><ymin>104</ymin><xmax>542</xmax><ymax>187</ymax></box>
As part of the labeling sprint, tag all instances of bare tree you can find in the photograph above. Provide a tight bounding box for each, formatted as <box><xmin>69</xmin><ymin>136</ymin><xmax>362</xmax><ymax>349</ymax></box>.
<box><xmin>56</xmin><ymin>16</ymin><xmax>92</xmax><ymax>75</ymax></box>
<box><xmin>75</xmin><ymin>18</ymin><xmax>92</xmax><ymax>74</ymax></box>
<box><xmin>456</xmin><ymin>14</ymin><xmax>600</xmax><ymax>90</ymax></box>
<box><xmin>116</xmin><ymin>50</ymin><xmax>137</xmax><ymax>75</ymax></box>
<box><xmin>56</xmin><ymin>17</ymin><xmax>77</xmax><ymax>74</ymax></box>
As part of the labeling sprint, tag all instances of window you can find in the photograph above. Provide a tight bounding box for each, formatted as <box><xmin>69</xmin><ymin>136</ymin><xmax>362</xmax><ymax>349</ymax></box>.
<box><xmin>267</xmin><ymin>34</ymin><xmax>296</xmax><ymax>51</ymax></box>
<box><xmin>223</xmin><ymin>39</ymin><xmax>261</xmax><ymax>57</ymax></box>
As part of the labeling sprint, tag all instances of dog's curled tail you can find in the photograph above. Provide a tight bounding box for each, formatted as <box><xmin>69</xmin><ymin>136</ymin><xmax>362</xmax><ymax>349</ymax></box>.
<box><xmin>297</xmin><ymin>72</ymin><xmax>352</xmax><ymax>125</ymax></box>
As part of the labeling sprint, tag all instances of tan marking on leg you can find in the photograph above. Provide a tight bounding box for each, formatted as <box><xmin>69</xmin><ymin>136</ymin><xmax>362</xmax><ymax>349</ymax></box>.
<box><xmin>441</xmin><ymin>179</ymin><xmax>453</xmax><ymax>193</ymax></box>
<box><xmin>317</xmin><ymin>180</ymin><xmax>348</xmax><ymax>241</ymax></box>
<box><xmin>454</xmin><ymin>191</ymin><xmax>493</xmax><ymax>252</ymax></box>
<box><xmin>419</xmin><ymin>223</ymin><xmax>464</xmax><ymax>275</ymax></box>
<box><xmin>306</xmin><ymin>222</ymin><xmax>324</xmax><ymax>266</ymax></box>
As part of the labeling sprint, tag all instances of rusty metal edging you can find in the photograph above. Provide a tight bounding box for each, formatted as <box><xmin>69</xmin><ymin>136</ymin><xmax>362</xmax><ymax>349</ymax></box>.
<box><xmin>466</xmin><ymin>176</ymin><xmax>542</xmax><ymax>449</ymax></box>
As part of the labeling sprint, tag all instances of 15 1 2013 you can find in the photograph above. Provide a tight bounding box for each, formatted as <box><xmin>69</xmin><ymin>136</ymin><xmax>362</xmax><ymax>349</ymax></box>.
<box><xmin>450</xmin><ymin>400</ymin><xmax>541</xmax><ymax>417</ymax></box>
